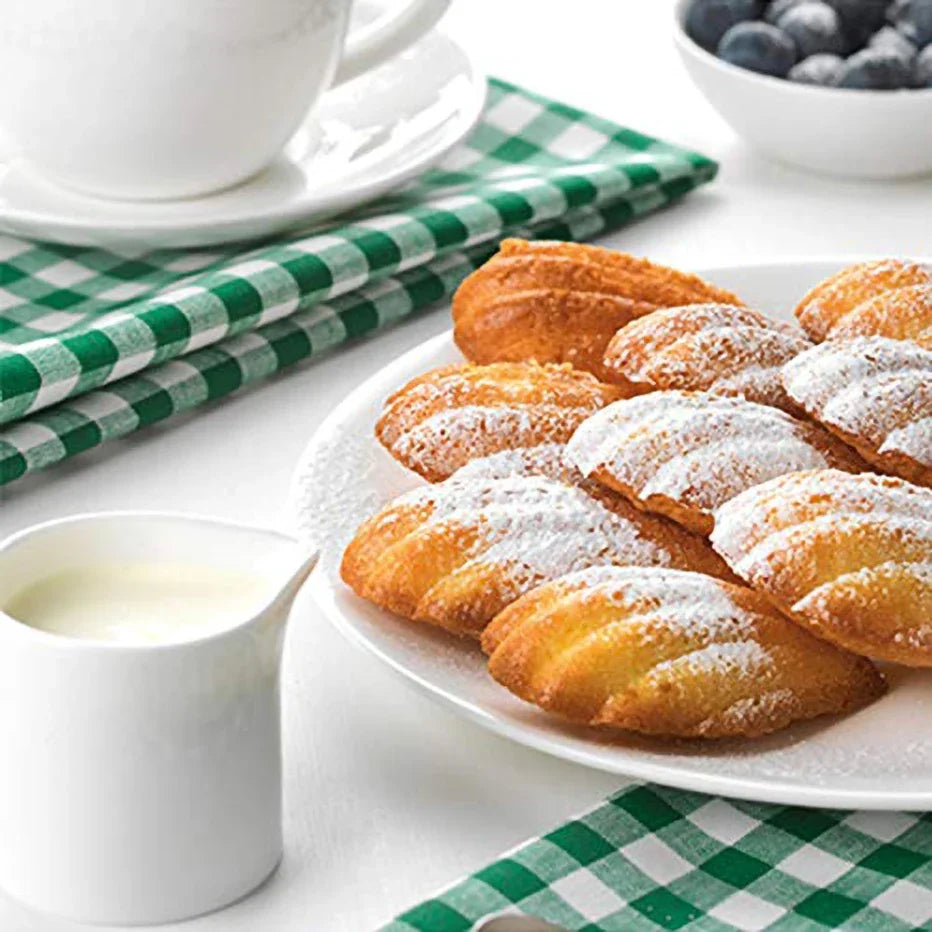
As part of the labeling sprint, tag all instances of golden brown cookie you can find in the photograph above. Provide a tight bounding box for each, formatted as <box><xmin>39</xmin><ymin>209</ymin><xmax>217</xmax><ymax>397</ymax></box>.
<box><xmin>711</xmin><ymin>469</ymin><xmax>932</xmax><ymax>667</ymax></box>
<box><xmin>565</xmin><ymin>390</ymin><xmax>866</xmax><ymax>536</ymax></box>
<box><xmin>341</xmin><ymin>473</ymin><xmax>736</xmax><ymax>638</ymax></box>
<box><xmin>794</xmin><ymin>259</ymin><xmax>932</xmax><ymax>342</ymax></box>
<box><xmin>482</xmin><ymin>566</ymin><xmax>884</xmax><ymax>739</ymax></box>
<box><xmin>782</xmin><ymin>337</ymin><xmax>931</xmax><ymax>487</ymax></box>
<box><xmin>602</xmin><ymin>303</ymin><xmax>811</xmax><ymax>412</ymax></box>
<box><xmin>375</xmin><ymin>361</ymin><xmax>625</xmax><ymax>482</ymax></box>
<box><xmin>452</xmin><ymin>239</ymin><xmax>744</xmax><ymax>381</ymax></box>
<box><xmin>828</xmin><ymin>284</ymin><xmax>932</xmax><ymax>348</ymax></box>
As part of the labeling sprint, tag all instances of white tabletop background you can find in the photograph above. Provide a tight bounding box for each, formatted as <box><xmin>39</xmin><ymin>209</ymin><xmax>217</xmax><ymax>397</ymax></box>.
<box><xmin>1</xmin><ymin>2</ymin><xmax>930</xmax><ymax>930</ymax></box>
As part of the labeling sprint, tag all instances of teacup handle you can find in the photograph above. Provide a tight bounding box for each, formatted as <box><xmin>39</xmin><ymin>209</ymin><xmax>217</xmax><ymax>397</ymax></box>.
<box><xmin>333</xmin><ymin>0</ymin><xmax>453</xmax><ymax>86</ymax></box>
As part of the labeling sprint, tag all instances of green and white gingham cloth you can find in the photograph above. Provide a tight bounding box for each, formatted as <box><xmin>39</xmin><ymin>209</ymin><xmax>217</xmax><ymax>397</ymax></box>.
<box><xmin>0</xmin><ymin>78</ymin><xmax>717</xmax><ymax>487</ymax></box>
<box><xmin>385</xmin><ymin>784</ymin><xmax>932</xmax><ymax>932</ymax></box>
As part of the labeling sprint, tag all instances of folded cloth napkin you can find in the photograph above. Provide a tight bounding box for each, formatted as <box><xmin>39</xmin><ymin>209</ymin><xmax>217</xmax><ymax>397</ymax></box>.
<box><xmin>384</xmin><ymin>784</ymin><xmax>932</xmax><ymax>932</ymax></box>
<box><xmin>0</xmin><ymin>78</ymin><xmax>717</xmax><ymax>487</ymax></box>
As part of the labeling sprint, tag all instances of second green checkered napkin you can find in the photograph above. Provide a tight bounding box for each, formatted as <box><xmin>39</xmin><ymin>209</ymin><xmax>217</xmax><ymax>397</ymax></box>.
<box><xmin>0</xmin><ymin>77</ymin><xmax>717</xmax><ymax>487</ymax></box>
<box><xmin>385</xmin><ymin>784</ymin><xmax>932</xmax><ymax>931</ymax></box>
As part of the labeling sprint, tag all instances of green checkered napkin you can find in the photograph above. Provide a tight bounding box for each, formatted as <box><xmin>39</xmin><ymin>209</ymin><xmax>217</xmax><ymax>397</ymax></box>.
<box><xmin>386</xmin><ymin>784</ymin><xmax>932</xmax><ymax>932</ymax></box>
<box><xmin>0</xmin><ymin>78</ymin><xmax>717</xmax><ymax>488</ymax></box>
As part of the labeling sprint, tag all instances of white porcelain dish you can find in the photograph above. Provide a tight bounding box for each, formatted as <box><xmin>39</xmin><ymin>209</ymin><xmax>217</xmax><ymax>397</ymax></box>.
<box><xmin>291</xmin><ymin>258</ymin><xmax>932</xmax><ymax>811</ymax></box>
<box><xmin>0</xmin><ymin>6</ymin><xmax>485</xmax><ymax>248</ymax></box>
<box><xmin>673</xmin><ymin>0</ymin><xmax>932</xmax><ymax>179</ymax></box>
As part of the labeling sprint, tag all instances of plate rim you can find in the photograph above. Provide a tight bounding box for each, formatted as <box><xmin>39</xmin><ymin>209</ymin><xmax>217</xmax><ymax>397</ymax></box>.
<box><xmin>0</xmin><ymin>28</ymin><xmax>487</xmax><ymax>247</ymax></box>
<box><xmin>293</xmin><ymin>255</ymin><xmax>932</xmax><ymax>811</ymax></box>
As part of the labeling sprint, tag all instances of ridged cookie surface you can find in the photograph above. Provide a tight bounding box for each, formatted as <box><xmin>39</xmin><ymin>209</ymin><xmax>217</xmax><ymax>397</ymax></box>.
<box><xmin>711</xmin><ymin>470</ymin><xmax>932</xmax><ymax>667</ymax></box>
<box><xmin>602</xmin><ymin>303</ymin><xmax>811</xmax><ymax>412</ymax></box>
<box><xmin>794</xmin><ymin>259</ymin><xmax>932</xmax><ymax>342</ymax></box>
<box><xmin>782</xmin><ymin>337</ymin><xmax>932</xmax><ymax>487</ymax></box>
<box><xmin>341</xmin><ymin>473</ymin><xmax>735</xmax><ymax>638</ymax></box>
<box><xmin>828</xmin><ymin>284</ymin><xmax>932</xmax><ymax>348</ymax></box>
<box><xmin>452</xmin><ymin>239</ymin><xmax>743</xmax><ymax>381</ymax></box>
<box><xmin>375</xmin><ymin>362</ymin><xmax>625</xmax><ymax>482</ymax></box>
<box><xmin>483</xmin><ymin>566</ymin><xmax>884</xmax><ymax>738</ymax></box>
<box><xmin>565</xmin><ymin>390</ymin><xmax>866</xmax><ymax>535</ymax></box>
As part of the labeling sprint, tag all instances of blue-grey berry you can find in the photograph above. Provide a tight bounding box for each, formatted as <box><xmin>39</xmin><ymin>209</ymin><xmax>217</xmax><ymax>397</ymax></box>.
<box><xmin>838</xmin><ymin>46</ymin><xmax>914</xmax><ymax>87</ymax></box>
<box><xmin>718</xmin><ymin>21</ymin><xmax>799</xmax><ymax>75</ymax></box>
<box><xmin>825</xmin><ymin>0</ymin><xmax>888</xmax><ymax>45</ymax></box>
<box><xmin>765</xmin><ymin>0</ymin><xmax>808</xmax><ymax>23</ymax></box>
<box><xmin>685</xmin><ymin>0</ymin><xmax>765</xmax><ymax>50</ymax></box>
<box><xmin>916</xmin><ymin>43</ymin><xmax>932</xmax><ymax>84</ymax></box>
<box><xmin>891</xmin><ymin>0</ymin><xmax>932</xmax><ymax>48</ymax></box>
<box><xmin>869</xmin><ymin>25</ymin><xmax>919</xmax><ymax>63</ymax></box>
<box><xmin>778</xmin><ymin>2</ymin><xmax>847</xmax><ymax>56</ymax></box>
<box><xmin>789</xmin><ymin>52</ymin><xmax>845</xmax><ymax>82</ymax></box>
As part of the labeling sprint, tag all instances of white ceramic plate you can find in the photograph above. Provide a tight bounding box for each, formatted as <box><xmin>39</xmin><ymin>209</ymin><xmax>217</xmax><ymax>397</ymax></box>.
<box><xmin>291</xmin><ymin>258</ymin><xmax>932</xmax><ymax>811</ymax></box>
<box><xmin>0</xmin><ymin>5</ymin><xmax>485</xmax><ymax>249</ymax></box>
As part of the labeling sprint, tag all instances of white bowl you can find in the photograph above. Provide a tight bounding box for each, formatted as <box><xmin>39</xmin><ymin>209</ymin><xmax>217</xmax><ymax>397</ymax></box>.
<box><xmin>673</xmin><ymin>0</ymin><xmax>932</xmax><ymax>179</ymax></box>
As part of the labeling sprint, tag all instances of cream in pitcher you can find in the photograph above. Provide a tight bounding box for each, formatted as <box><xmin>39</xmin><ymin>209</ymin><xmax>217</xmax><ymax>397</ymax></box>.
<box><xmin>5</xmin><ymin>563</ymin><xmax>272</xmax><ymax>645</ymax></box>
<box><xmin>0</xmin><ymin>513</ymin><xmax>317</xmax><ymax>925</ymax></box>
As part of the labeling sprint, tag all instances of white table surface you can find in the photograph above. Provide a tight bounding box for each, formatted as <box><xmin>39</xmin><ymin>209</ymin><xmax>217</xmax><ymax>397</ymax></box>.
<box><xmin>2</xmin><ymin>2</ymin><xmax>930</xmax><ymax>929</ymax></box>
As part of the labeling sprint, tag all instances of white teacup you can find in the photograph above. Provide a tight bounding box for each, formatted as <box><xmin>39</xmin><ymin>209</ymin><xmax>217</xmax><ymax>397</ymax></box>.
<box><xmin>0</xmin><ymin>513</ymin><xmax>317</xmax><ymax>925</ymax></box>
<box><xmin>0</xmin><ymin>0</ymin><xmax>451</xmax><ymax>200</ymax></box>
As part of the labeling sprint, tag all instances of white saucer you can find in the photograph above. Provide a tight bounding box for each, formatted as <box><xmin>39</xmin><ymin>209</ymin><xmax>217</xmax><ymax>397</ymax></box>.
<box><xmin>291</xmin><ymin>257</ymin><xmax>932</xmax><ymax>811</ymax></box>
<box><xmin>0</xmin><ymin>9</ymin><xmax>485</xmax><ymax>249</ymax></box>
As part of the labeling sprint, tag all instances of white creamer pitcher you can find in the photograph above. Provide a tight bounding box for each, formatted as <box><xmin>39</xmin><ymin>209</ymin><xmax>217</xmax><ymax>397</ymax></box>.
<box><xmin>0</xmin><ymin>512</ymin><xmax>317</xmax><ymax>925</ymax></box>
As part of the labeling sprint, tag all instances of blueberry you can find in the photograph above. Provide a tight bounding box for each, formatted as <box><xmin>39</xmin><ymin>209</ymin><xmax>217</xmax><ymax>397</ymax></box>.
<box><xmin>718</xmin><ymin>21</ymin><xmax>799</xmax><ymax>75</ymax></box>
<box><xmin>837</xmin><ymin>46</ymin><xmax>914</xmax><ymax>87</ymax></box>
<box><xmin>916</xmin><ymin>43</ymin><xmax>932</xmax><ymax>84</ymax></box>
<box><xmin>777</xmin><ymin>2</ymin><xmax>847</xmax><ymax>56</ymax></box>
<box><xmin>824</xmin><ymin>0</ymin><xmax>888</xmax><ymax>45</ymax></box>
<box><xmin>765</xmin><ymin>0</ymin><xmax>808</xmax><ymax>23</ymax></box>
<box><xmin>685</xmin><ymin>0</ymin><xmax>764</xmax><ymax>50</ymax></box>
<box><xmin>890</xmin><ymin>0</ymin><xmax>932</xmax><ymax>48</ymax></box>
<box><xmin>789</xmin><ymin>52</ymin><xmax>846</xmax><ymax>82</ymax></box>
<box><xmin>869</xmin><ymin>25</ymin><xmax>919</xmax><ymax>63</ymax></box>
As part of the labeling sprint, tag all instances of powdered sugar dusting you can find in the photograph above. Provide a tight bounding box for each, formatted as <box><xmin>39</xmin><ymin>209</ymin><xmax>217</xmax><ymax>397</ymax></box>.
<box><xmin>540</xmin><ymin>566</ymin><xmax>763</xmax><ymax>640</ymax></box>
<box><xmin>783</xmin><ymin>337</ymin><xmax>932</xmax><ymax>466</ymax></box>
<box><xmin>378</xmin><ymin>362</ymin><xmax>618</xmax><ymax>479</ymax></box>
<box><xmin>711</xmin><ymin>469</ymin><xmax>932</xmax><ymax>589</ymax></box>
<box><xmin>653</xmin><ymin>640</ymin><xmax>773</xmax><ymax>681</ymax></box>
<box><xmin>452</xmin><ymin>443</ymin><xmax>579</xmax><ymax>484</ymax></box>
<box><xmin>389</xmin><ymin>404</ymin><xmax>587</xmax><ymax>478</ymax></box>
<box><xmin>607</xmin><ymin>303</ymin><xmax>809</xmax><ymax>412</ymax></box>
<box><xmin>398</xmin><ymin>475</ymin><xmax>671</xmax><ymax>581</ymax></box>
<box><xmin>566</xmin><ymin>391</ymin><xmax>850</xmax><ymax>515</ymax></box>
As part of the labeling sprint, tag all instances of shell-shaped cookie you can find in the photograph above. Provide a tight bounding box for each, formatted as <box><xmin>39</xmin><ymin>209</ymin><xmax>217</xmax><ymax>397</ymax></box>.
<box><xmin>452</xmin><ymin>239</ymin><xmax>743</xmax><ymax>381</ymax></box>
<box><xmin>795</xmin><ymin>259</ymin><xmax>932</xmax><ymax>342</ymax></box>
<box><xmin>711</xmin><ymin>470</ymin><xmax>932</xmax><ymax>667</ymax></box>
<box><xmin>602</xmin><ymin>303</ymin><xmax>812</xmax><ymax>412</ymax></box>
<box><xmin>565</xmin><ymin>391</ymin><xmax>866</xmax><ymax>536</ymax></box>
<box><xmin>375</xmin><ymin>362</ymin><xmax>625</xmax><ymax>482</ymax></box>
<box><xmin>341</xmin><ymin>473</ymin><xmax>735</xmax><ymax>638</ymax></box>
<box><xmin>482</xmin><ymin>566</ymin><xmax>884</xmax><ymax>739</ymax></box>
<box><xmin>828</xmin><ymin>284</ymin><xmax>932</xmax><ymax>348</ymax></box>
<box><xmin>782</xmin><ymin>337</ymin><xmax>932</xmax><ymax>487</ymax></box>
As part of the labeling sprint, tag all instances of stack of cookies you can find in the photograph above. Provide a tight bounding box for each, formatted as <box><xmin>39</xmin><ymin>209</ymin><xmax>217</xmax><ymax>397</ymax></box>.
<box><xmin>340</xmin><ymin>240</ymin><xmax>931</xmax><ymax>742</ymax></box>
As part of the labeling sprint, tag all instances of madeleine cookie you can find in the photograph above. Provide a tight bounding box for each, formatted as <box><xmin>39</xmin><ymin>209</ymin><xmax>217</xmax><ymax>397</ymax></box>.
<box><xmin>782</xmin><ymin>337</ymin><xmax>932</xmax><ymax>487</ymax></box>
<box><xmin>794</xmin><ymin>259</ymin><xmax>932</xmax><ymax>342</ymax></box>
<box><xmin>828</xmin><ymin>284</ymin><xmax>932</xmax><ymax>348</ymax></box>
<box><xmin>375</xmin><ymin>361</ymin><xmax>625</xmax><ymax>482</ymax></box>
<box><xmin>341</xmin><ymin>473</ymin><xmax>735</xmax><ymax>638</ymax></box>
<box><xmin>712</xmin><ymin>470</ymin><xmax>932</xmax><ymax>667</ymax></box>
<box><xmin>602</xmin><ymin>303</ymin><xmax>811</xmax><ymax>412</ymax></box>
<box><xmin>452</xmin><ymin>239</ymin><xmax>743</xmax><ymax>381</ymax></box>
<box><xmin>565</xmin><ymin>391</ymin><xmax>865</xmax><ymax>535</ymax></box>
<box><xmin>482</xmin><ymin>567</ymin><xmax>884</xmax><ymax>739</ymax></box>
